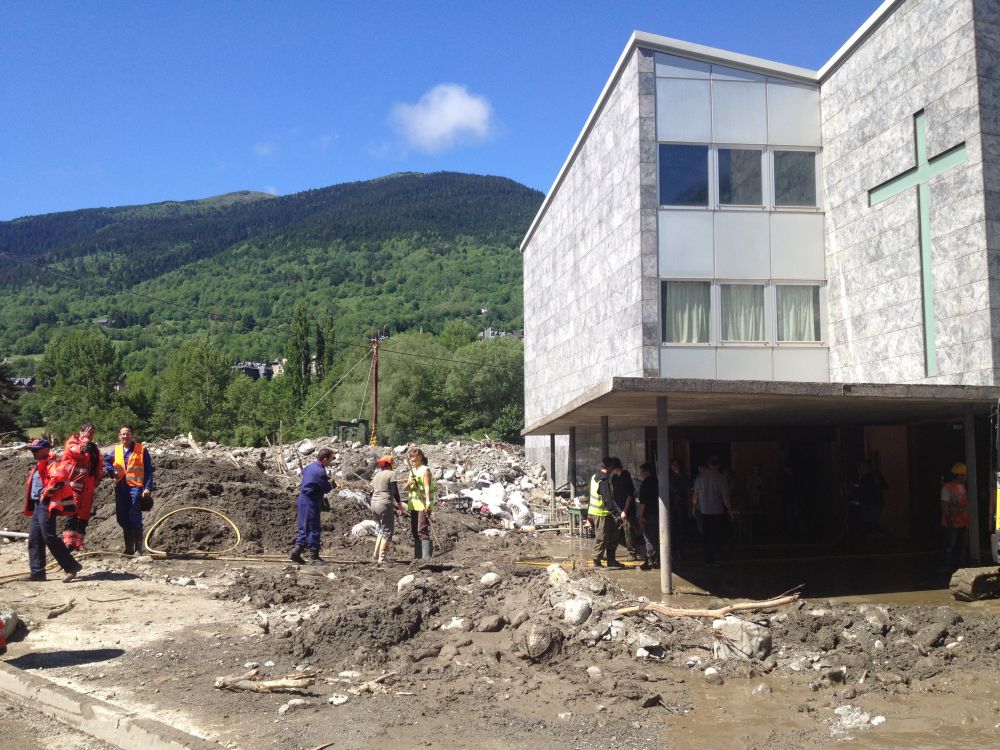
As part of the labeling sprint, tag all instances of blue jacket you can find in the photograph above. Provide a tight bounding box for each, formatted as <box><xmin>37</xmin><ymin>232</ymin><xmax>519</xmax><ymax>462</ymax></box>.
<box><xmin>299</xmin><ymin>460</ymin><xmax>333</xmax><ymax>504</ymax></box>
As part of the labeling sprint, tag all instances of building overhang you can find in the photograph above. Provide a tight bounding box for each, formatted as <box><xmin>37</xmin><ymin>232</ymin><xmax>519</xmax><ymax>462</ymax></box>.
<box><xmin>523</xmin><ymin>377</ymin><xmax>1000</xmax><ymax>436</ymax></box>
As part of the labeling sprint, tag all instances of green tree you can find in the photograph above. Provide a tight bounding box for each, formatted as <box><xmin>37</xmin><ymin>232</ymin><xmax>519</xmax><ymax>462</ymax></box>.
<box><xmin>154</xmin><ymin>335</ymin><xmax>234</xmax><ymax>440</ymax></box>
<box><xmin>491</xmin><ymin>402</ymin><xmax>524</xmax><ymax>444</ymax></box>
<box><xmin>33</xmin><ymin>329</ymin><xmax>126</xmax><ymax>438</ymax></box>
<box><xmin>439</xmin><ymin>319</ymin><xmax>479</xmax><ymax>351</ymax></box>
<box><xmin>315</xmin><ymin>309</ymin><xmax>336</xmax><ymax>380</ymax></box>
<box><xmin>443</xmin><ymin>337</ymin><xmax>524</xmax><ymax>437</ymax></box>
<box><xmin>287</xmin><ymin>302</ymin><xmax>311</xmax><ymax>407</ymax></box>
<box><xmin>0</xmin><ymin>359</ymin><xmax>21</xmax><ymax>437</ymax></box>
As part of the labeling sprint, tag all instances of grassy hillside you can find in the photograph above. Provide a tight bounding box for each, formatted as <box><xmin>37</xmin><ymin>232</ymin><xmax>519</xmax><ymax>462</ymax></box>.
<box><xmin>0</xmin><ymin>172</ymin><xmax>542</xmax><ymax>373</ymax></box>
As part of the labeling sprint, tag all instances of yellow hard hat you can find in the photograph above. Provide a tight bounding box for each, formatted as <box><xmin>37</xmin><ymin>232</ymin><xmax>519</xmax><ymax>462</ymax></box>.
<box><xmin>951</xmin><ymin>462</ymin><xmax>967</xmax><ymax>476</ymax></box>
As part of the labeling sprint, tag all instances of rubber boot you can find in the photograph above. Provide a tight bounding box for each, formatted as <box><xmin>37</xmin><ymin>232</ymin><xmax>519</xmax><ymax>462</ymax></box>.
<box><xmin>309</xmin><ymin>549</ymin><xmax>328</xmax><ymax>565</ymax></box>
<box><xmin>289</xmin><ymin>545</ymin><xmax>305</xmax><ymax>565</ymax></box>
<box><xmin>593</xmin><ymin>558</ymin><xmax>603</xmax><ymax>567</ymax></box>
<box><xmin>421</xmin><ymin>540</ymin><xmax>433</xmax><ymax>559</ymax></box>
<box><xmin>123</xmin><ymin>529</ymin><xmax>135</xmax><ymax>556</ymax></box>
<box><xmin>371</xmin><ymin>535</ymin><xmax>383</xmax><ymax>562</ymax></box>
<box><xmin>413</xmin><ymin>540</ymin><xmax>422</xmax><ymax>560</ymax></box>
<box><xmin>377</xmin><ymin>539</ymin><xmax>391</xmax><ymax>565</ymax></box>
<box><xmin>132</xmin><ymin>527</ymin><xmax>144</xmax><ymax>555</ymax></box>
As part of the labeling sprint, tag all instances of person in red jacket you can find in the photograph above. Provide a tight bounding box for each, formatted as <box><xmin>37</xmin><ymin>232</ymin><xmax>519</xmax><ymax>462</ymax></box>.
<box><xmin>59</xmin><ymin>422</ymin><xmax>104</xmax><ymax>551</ymax></box>
<box><xmin>20</xmin><ymin>438</ymin><xmax>83</xmax><ymax>583</ymax></box>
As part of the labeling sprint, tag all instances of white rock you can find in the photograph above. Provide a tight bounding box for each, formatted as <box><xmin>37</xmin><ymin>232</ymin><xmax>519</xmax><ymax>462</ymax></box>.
<box><xmin>0</xmin><ymin>604</ymin><xmax>20</xmax><ymax>639</ymax></box>
<box><xmin>175</xmin><ymin>577</ymin><xmax>195</xmax><ymax>587</ymax></box>
<box><xmin>480</xmin><ymin>572</ymin><xmax>502</xmax><ymax>588</ymax></box>
<box><xmin>397</xmin><ymin>574</ymin><xmax>415</xmax><ymax>592</ymax></box>
<box><xmin>351</xmin><ymin>520</ymin><xmax>378</xmax><ymax>537</ymax></box>
<box><xmin>443</xmin><ymin>469</ymin><xmax>457</xmax><ymax>481</ymax></box>
<box><xmin>586</xmin><ymin>666</ymin><xmax>603</xmax><ymax>680</ymax></box>
<box><xmin>871</xmin><ymin>715</ymin><xmax>886</xmax><ymax>726</ymax></box>
<box><xmin>441</xmin><ymin>617</ymin><xmax>466</xmax><ymax>631</ymax></box>
<box><xmin>394</xmin><ymin>445</ymin><xmax>408</xmax><ymax>454</ymax></box>
<box><xmin>278</xmin><ymin>698</ymin><xmax>310</xmax><ymax>715</ymax></box>
<box><xmin>351</xmin><ymin>441</ymin><xmax>362</xmax><ymax>449</ymax></box>
<box><xmin>338</xmin><ymin>670</ymin><xmax>362</xmax><ymax>680</ymax></box>
<box><xmin>326</xmin><ymin>572</ymin><xmax>337</xmax><ymax>580</ymax></box>
<box><xmin>298</xmin><ymin>440</ymin><xmax>316</xmax><ymax>456</ymax></box>
<box><xmin>635</xmin><ymin>647</ymin><xmax>650</xmax><ymax>659</ymax></box>
<box><xmin>712</xmin><ymin>615</ymin><xmax>772</xmax><ymax>660</ymax></box>
<box><xmin>264</xmin><ymin>660</ymin><xmax>275</xmax><ymax>667</ymax></box>
<box><xmin>635</xmin><ymin>632</ymin><xmax>660</xmax><ymax>649</ymax></box>
<box><xmin>546</xmin><ymin>564</ymin><xmax>570</xmax><ymax>586</ymax></box>
<box><xmin>243</xmin><ymin>661</ymin><xmax>259</xmax><ymax>669</ymax></box>
<box><xmin>328</xmin><ymin>694</ymin><xmax>349</xmax><ymax>706</ymax></box>
<box><xmin>563</xmin><ymin>597</ymin><xmax>592</xmax><ymax>626</ymax></box>
<box><xmin>558</xmin><ymin>712</ymin><xmax>573</xmax><ymax>721</ymax></box>
<box><xmin>704</xmin><ymin>667</ymin><xmax>719</xmax><ymax>676</ymax></box>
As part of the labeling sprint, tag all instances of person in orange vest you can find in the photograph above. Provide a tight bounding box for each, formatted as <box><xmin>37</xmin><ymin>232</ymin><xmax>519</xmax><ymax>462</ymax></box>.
<box><xmin>941</xmin><ymin>462</ymin><xmax>969</xmax><ymax>570</ymax></box>
<box><xmin>103</xmin><ymin>424</ymin><xmax>154</xmax><ymax>556</ymax></box>
<box><xmin>59</xmin><ymin>422</ymin><xmax>105</xmax><ymax>551</ymax></box>
<box><xmin>20</xmin><ymin>438</ymin><xmax>83</xmax><ymax>582</ymax></box>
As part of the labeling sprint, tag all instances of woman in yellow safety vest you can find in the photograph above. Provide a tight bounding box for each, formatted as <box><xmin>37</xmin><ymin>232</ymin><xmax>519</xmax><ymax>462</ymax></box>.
<box><xmin>407</xmin><ymin>447</ymin><xmax>435</xmax><ymax>559</ymax></box>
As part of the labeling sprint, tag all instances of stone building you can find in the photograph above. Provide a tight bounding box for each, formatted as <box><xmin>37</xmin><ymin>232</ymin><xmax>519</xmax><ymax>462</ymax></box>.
<box><xmin>522</xmin><ymin>0</ymin><xmax>1000</xmax><ymax>566</ymax></box>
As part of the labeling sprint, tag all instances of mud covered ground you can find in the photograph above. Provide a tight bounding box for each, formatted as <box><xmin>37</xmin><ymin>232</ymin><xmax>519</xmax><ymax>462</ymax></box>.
<box><xmin>4</xmin><ymin>443</ymin><xmax>1000</xmax><ymax>748</ymax></box>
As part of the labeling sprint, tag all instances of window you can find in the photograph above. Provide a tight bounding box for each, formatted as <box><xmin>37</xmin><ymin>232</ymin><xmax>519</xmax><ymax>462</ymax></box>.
<box><xmin>659</xmin><ymin>144</ymin><xmax>709</xmax><ymax>206</ymax></box>
<box><xmin>662</xmin><ymin>281</ymin><xmax>710</xmax><ymax>343</ymax></box>
<box><xmin>721</xmin><ymin>284</ymin><xmax>765</xmax><ymax>341</ymax></box>
<box><xmin>773</xmin><ymin>150</ymin><xmax>816</xmax><ymax>206</ymax></box>
<box><xmin>718</xmin><ymin>148</ymin><xmax>762</xmax><ymax>205</ymax></box>
<box><xmin>777</xmin><ymin>285</ymin><xmax>821</xmax><ymax>342</ymax></box>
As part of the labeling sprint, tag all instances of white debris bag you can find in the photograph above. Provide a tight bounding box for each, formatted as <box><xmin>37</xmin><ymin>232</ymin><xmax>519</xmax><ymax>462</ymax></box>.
<box><xmin>351</xmin><ymin>520</ymin><xmax>378</xmax><ymax>537</ymax></box>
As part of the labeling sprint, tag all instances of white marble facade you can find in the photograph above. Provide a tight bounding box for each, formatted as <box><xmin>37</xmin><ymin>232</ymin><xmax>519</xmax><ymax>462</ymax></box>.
<box><xmin>522</xmin><ymin>0</ymin><xmax>1000</xmax><ymax>465</ymax></box>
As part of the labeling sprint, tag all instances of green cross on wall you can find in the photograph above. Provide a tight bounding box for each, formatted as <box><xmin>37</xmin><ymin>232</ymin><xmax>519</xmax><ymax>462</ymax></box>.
<box><xmin>868</xmin><ymin>110</ymin><xmax>967</xmax><ymax>377</ymax></box>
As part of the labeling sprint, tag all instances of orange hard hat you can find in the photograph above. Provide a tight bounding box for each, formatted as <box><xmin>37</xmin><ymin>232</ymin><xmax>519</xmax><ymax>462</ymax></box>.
<box><xmin>376</xmin><ymin>455</ymin><xmax>394</xmax><ymax>468</ymax></box>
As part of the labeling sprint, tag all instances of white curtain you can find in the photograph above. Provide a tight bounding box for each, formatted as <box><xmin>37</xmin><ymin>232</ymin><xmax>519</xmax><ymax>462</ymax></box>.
<box><xmin>663</xmin><ymin>282</ymin><xmax>710</xmax><ymax>343</ymax></box>
<box><xmin>778</xmin><ymin>286</ymin><xmax>820</xmax><ymax>341</ymax></box>
<box><xmin>721</xmin><ymin>285</ymin><xmax>764</xmax><ymax>341</ymax></box>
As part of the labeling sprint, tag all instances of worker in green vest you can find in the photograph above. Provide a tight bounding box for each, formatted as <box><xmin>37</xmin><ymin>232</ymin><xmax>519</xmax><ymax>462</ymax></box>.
<box><xmin>589</xmin><ymin>457</ymin><xmax>624</xmax><ymax>568</ymax></box>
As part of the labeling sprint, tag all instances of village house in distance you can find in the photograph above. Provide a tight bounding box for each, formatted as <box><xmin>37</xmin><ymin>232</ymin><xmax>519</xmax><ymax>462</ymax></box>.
<box><xmin>522</xmin><ymin>0</ymin><xmax>1000</xmax><ymax>568</ymax></box>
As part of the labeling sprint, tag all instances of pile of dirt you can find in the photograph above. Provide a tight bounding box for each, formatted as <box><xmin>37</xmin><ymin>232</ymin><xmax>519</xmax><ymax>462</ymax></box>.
<box><xmin>0</xmin><ymin>439</ymin><xmax>549</xmax><ymax>557</ymax></box>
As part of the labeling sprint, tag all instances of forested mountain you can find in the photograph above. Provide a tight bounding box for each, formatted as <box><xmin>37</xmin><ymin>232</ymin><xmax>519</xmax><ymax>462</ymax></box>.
<box><xmin>0</xmin><ymin>172</ymin><xmax>542</xmax><ymax>372</ymax></box>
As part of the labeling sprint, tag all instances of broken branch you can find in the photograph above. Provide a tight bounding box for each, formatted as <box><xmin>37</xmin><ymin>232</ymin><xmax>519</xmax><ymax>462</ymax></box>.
<box><xmin>46</xmin><ymin>599</ymin><xmax>75</xmax><ymax>619</ymax></box>
<box><xmin>617</xmin><ymin>593</ymin><xmax>799</xmax><ymax>620</ymax></box>
<box><xmin>214</xmin><ymin>668</ymin><xmax>318</xmax><ymax>694</ymax></box>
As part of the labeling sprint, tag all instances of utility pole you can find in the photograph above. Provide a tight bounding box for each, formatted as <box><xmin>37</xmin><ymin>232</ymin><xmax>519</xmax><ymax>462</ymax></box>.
<box><xmin>369</xmin><ymin>333</ymin><xmax>380</xmax><ymax>446</ymax></box>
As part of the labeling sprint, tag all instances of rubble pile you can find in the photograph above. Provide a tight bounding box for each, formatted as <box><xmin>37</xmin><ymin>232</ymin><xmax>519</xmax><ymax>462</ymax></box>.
<box><xmin>0</xmin><ymin>436</ymin><xmax>559</xmax><ymax>555</ymax></box>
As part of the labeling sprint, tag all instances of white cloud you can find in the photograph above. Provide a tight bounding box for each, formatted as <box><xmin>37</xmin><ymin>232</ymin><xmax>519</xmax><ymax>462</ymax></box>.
<box><xmin>391</xmin><ymin>83</ymin><xmax>494</xmax><ymax>153</ymax></box>
<box><xmin>252</xmin><ymin>142</ymin><xmax>275</xmax><ymax>158</ymax></box>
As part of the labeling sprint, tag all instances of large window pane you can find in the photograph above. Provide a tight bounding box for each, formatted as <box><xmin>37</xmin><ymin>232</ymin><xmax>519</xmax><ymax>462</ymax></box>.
<box><xmin>777</xmin><ymin>285</ymin><xmax>821</xmax><ymax>342</ymax></box>
<box><xmin>718</xmin><ymin>148</ymin><xmax>762</xmax><ymax>205</ymax></box>
<box><xmin>721</xmin><ymin>284</ymin><xmax>765</xmax><ymax>341</ymax></box>
<box><xmin>659</xmin><ymin>144</ymin><xmax>709</xmax><ymax>206</ymax></box>
<box><xmin>774</xmin><ymin>150</ymin><xmax>816</xmax><ymax>206</ymax></box>
<box><xmin>662</xmin><ymin>281</ymin><xmax>710</xmax><ymax>343</ymax></box>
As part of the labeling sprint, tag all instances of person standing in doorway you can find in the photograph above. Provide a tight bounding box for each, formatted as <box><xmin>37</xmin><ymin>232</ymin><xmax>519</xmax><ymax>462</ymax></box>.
<box><xmin>636</xmin><ymin>462</ymin><xmax>662</xmax><ymax>570</ymax></box>
<box><xmin>289</xmin><ymin>448</ymin><xmax>335</xmax><ymax>565</ymax></box>
<box><xmin>610</xmin><ymin>458</ymin><xmax>639</xmax><ymax>560</ymax></box>
<box><xmin>668</xmin><ymin>459</ymin><xmax>691</xmax><ymax>560</ymax></box>
<box><xmin>940</xmin><ymin>462</ymin><xmax>969</xmax><ymax>570</ymax></box>
<box><xmin>691</xmin><ymin>455</ymin><xmax>733</xmax><ymax>565</ymax></box>
<box><xmin>104</xmin><ymin>425</ymin><xmax>154</xmax><ymax>556</ymax></box>
<box><xmin>21</xmin><ymin>439</ymin><xmax>83</xmax><ymax>583</ymax></box>
<box><xmin>407</xmin><ymin>448</ymin><xmax>435</xmax><ymax>559</ymax></box>
<box><xmin>588</xmin><ymin>457</ymin><xmax>624</xmax><ymax>568</ymax></box>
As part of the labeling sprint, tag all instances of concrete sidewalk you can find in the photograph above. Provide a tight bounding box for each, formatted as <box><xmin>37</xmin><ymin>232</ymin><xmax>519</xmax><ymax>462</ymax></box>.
<box><xmin>0</xmin><ymin>661</ymin><xmax>219</xmax><ymax>750</ymax></box>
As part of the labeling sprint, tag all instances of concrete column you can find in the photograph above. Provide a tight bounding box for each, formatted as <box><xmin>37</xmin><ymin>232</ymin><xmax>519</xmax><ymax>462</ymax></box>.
<box><xmin>568</xmin><ymin>427</ymin><xmax>578</xmax><ymax>502</ymax></box>
<box><xmin>600</xmin><ymin>416</ymin><xmax>609</xmax><ymax>459</ymax></box>
<box><xmin>657</xmin><ymin>396</ymin><xmax>672</xmax><ymax>595</ymax></box>
<box><xmin>549</xmin><ymin>433</ymin><xmax>557</xmax><ymax>516</ymax></box>
<box><xmin>965</xmin><ymin>409</ymin><xmax>981</xmax><ymax>564</ymax></box>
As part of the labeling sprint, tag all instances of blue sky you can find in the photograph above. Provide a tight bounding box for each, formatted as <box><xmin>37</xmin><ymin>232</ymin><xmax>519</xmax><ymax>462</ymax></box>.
<box><xmin>2</xmin><ymin>0</ymin><xmax>880</xmax><ymax>221</ymax></box>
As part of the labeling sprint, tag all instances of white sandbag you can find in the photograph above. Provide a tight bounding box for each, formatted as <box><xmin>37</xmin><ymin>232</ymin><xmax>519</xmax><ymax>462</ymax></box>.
<box><xmin>350</xmin><ymin>520</ymin><xmax>378</xmax><ymax>537</ymax></box>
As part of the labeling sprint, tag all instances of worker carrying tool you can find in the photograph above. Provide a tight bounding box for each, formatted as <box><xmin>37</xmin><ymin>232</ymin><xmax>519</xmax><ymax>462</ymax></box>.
<box><xmin>104</xmin><ymin>424</ymin><xmax>155</xmax><ymax>556</ymax></box>
<box><xmin>20</xmin><ymin>438</ymin><xmax>83</xmax><ymax>583</ymax></box>
<box><xmin>370</xmin><ymin>455</ymin><xmax>406</xmax><ymax>565</ymax></box>
<box><xmin>288</xmin><ymin>448</ymin><xmax>336</xmax><ymax>565</ymax></box>
<box><xmin>406</xmin><ymin>447</ymin><xmax>435</xmax><ymax>559</ymax></box>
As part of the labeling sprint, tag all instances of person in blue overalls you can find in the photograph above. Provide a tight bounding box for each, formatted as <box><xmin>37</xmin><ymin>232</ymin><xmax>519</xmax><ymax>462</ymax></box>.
<box><xmin>289</xmin><ymin>448</ymin><xmax>336</xmax><ymax>565</ymax></box>
<box><xmin>104</xmin><ymin>425</ymin><xmax>154</xmax><ymax>556</ymax></box>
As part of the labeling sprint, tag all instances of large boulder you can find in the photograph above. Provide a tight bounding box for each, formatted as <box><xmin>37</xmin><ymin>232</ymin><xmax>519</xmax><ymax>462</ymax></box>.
<box><xmin>512</xmin><ymin>622</ymin><xmax>564</xmax><ymax>663</ymax></box>
<box><xmin>712</xmin><ymin>615</ymin><xmax>772</xmax><ymax>660</ymax></box>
